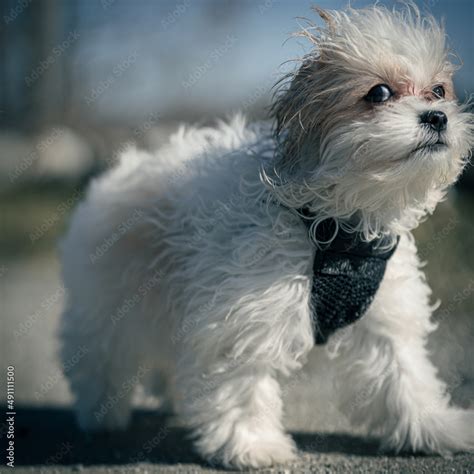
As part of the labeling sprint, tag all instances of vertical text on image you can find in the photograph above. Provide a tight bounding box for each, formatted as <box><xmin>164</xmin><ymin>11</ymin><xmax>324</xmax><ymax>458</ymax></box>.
<box><xmin>5</xmin><ymin>366</ymin><xmax>15</xmax><ymax>468</ymax></box>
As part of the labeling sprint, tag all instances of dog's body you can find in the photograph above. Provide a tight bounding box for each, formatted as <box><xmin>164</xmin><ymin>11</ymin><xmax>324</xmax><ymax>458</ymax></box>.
<box><xmin>60</xmin><ymin>5</ymin><xmax>474</xmax><ymax>469</ymax></box>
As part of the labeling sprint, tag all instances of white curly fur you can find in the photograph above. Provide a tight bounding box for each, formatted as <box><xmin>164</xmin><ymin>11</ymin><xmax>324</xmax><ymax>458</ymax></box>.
<box><xmin>59</xmin><ymin>4</ymin><xmax>474</xmax><ymax>469</ymax></box>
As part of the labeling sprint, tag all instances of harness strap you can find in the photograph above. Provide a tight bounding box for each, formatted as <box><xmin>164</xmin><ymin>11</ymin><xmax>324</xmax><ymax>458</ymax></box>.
<box><xmin>298</xmin><ymin>211</ymin><xmax>399</xmax><ymax>344</ymax></box>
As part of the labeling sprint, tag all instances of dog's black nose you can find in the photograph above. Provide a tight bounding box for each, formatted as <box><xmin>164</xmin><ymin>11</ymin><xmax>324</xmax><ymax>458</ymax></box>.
<box><xmin>420</xmin><ymin>110</ymin><xmax>448</xmax><ymax>132</ymax></box>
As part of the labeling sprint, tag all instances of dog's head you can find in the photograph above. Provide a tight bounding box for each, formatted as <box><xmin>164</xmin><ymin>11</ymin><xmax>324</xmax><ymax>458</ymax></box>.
<box><xmin>268</xmin><ymin>4</ymin><xmax>473</xmax><ymax>237</ymax></box>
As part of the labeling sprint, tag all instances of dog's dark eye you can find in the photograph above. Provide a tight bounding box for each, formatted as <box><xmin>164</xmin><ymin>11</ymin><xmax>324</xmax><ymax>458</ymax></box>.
<box><xmin>432</xmin><ymin>85</ymin><xmax>445</xmax><ymax>99</ymax></box>
<box><xmin>364</xmin><ymin>84</ymin><xmax>393</xmax><ymax>103</ymax></box>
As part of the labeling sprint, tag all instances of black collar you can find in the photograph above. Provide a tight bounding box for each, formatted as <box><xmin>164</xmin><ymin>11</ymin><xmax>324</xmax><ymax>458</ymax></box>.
<box><xmin>297</xmin><ymin>208</ymin><xmax>398</xmax><ymax>261</ymax></box>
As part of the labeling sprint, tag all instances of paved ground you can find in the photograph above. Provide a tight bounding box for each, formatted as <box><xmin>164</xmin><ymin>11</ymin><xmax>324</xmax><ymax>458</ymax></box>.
<box><xmin>1</xmin><ymin>250</ymin><xmax>473</xmax><ymax>474</ymax></box>
<box><xmin>2</xmin><ymin>406</ymin><xmax>474</xmax><ymax>474</ymax></box>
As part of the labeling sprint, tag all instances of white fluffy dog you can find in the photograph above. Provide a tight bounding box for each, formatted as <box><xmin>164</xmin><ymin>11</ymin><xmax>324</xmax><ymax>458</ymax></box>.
<box><xmin>60</xmin><ymin>4</ymin><xmax>474</xmax><ymax>469</ymax></box>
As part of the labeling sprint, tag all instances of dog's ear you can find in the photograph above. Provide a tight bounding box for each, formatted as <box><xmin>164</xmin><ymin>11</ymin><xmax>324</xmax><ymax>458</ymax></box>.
<box><xmin>271</xmin><ymin>60</ymin><xmax>318</xmax><ymax>139</ymax></box>
<box><xmin>270</xmin><ymin>6</ymin><xmax>334</xmax><ymax>170</ymax></box>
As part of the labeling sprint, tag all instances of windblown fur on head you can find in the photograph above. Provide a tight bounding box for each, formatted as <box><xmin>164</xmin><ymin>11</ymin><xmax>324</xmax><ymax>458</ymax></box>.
<box><xmin>262</xmin><ymin>3</ymin><xmax>474</xmax><ymax>243</ymax></box>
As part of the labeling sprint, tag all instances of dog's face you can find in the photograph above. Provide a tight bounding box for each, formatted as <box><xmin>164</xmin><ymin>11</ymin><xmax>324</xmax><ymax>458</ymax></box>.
<box><xmin>271</xmin><ymin>5</ymin><xmax>473</xmax><ymax>233</ymax></box>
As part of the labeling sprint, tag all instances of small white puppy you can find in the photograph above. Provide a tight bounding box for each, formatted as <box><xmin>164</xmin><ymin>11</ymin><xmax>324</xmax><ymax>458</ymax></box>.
<box><xmin>59</xmin><ymin>4</ymin><xmax>474</xmax><ymax>469</ymax></box>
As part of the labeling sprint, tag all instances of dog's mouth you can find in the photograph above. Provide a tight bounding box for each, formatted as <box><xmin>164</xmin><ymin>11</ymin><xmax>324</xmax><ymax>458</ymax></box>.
<box><xmin>411</xmin><ymin>140</ymin><xmax>448</xmax><ymax>155</ymax></box>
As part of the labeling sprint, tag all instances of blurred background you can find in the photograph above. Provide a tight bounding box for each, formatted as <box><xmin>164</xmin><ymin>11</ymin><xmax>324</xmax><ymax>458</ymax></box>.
<box><xmin>0</xmin><ymin>0</ymin><xmax>473</xmax><ymax>470</ymax></box>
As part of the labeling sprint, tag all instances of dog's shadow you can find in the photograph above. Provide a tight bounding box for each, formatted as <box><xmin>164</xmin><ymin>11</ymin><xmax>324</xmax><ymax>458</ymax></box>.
<box><xmin>6</xmin><ymin>405</ymin><xmax>406</xmax><ymax>468</ymax></box>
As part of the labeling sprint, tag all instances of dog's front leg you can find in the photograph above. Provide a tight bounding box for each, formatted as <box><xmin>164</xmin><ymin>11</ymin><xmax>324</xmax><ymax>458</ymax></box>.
<box><xmin>171</xmin><ymin>270</ymin><xmax>314</xmax><ymax>468</ymax></box>
<box><xmin>329</xmin><ymin>234</ymin><xmax>474</xmax><ymax>454</ymax></box>
<box><xmin>175</xmin><ymin>360</ymin><xmax>297</xmax><ymax>469</ymax></box>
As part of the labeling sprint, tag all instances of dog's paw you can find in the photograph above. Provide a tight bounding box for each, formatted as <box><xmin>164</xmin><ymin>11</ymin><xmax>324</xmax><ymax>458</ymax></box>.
<box><xmin>222</xmin><ymin>435</ymin><xmax>297</xmax><ymax>469</ymax></box>
<box><xmin>382</xmin><ymin>409</ymin><xmax>474</xmax><ymax>455</ymax></box>
<box><xmin>198</xmin><ymin>429</ymin><xmax>297</xmax><ymax>469</ymax></box>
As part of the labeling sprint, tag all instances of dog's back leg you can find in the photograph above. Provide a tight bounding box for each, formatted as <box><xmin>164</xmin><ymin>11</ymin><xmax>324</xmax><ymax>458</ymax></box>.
<box><xmin>59</xmin><ymin>197</ymin><xmax>163</xmax><ymax>431</ymax></box>
<box><xmin>60</xmin><ymin>300</ymin><xmax>146</xmax><ymax>431</ymax></box>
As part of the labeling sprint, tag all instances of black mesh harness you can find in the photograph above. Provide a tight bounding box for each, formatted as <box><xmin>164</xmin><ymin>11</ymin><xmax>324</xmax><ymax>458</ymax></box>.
<box><xmin>298</xmin><ymin>211</ymin><xmax>399</xmax><ymax>344</ymax></box>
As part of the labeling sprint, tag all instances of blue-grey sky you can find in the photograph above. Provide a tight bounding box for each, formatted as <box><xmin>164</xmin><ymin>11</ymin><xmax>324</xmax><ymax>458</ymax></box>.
<box><xmin>73</xmin><ymin>0</ymin><xmax>473</xmax><ymax>122</ymax></box>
